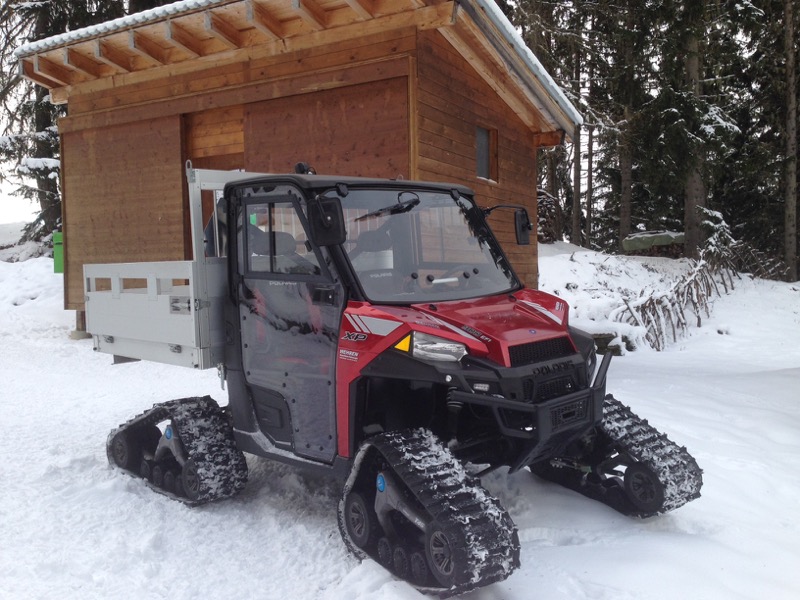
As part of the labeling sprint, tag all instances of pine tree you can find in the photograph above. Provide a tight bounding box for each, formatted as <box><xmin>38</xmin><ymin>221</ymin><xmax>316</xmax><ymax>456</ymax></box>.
<box><xmin>783</xmin><ymin>0</ymin><xmax>797</xmax><ymax>280</ymax></box>
<box><xmin>0</xmin><ymin>1</ymin><xmax>126</xmax><ymax>242</ymax></box>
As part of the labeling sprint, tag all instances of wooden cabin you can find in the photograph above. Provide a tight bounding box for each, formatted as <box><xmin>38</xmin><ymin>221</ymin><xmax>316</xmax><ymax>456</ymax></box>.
<box><xmin>16</xmin><ymin>0</ymin><xmax>581</xmax><ymax>322</ymax></box>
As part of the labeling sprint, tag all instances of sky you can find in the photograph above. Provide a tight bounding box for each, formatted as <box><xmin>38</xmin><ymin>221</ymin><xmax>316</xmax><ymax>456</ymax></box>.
<box><xmin>0</xmin><ymin>182</ymin><xmax>38</xmax><ymax>225</ymax></box>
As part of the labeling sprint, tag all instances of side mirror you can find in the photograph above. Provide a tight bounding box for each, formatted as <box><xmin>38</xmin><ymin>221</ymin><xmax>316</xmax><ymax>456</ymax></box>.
<box><xmin>308</xmin><ymin>196</ymin><xmax>346</xmax><ymax>246</ymax></box>
<box><xmin>514</xmin><ymin>208</ymin><xmax>532</xmax><ymax>246</ymax></box>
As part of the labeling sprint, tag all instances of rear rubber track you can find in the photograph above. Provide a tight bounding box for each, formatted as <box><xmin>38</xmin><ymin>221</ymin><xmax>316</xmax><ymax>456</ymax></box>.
<box><xmin>107</xmin><ymin>396</ymin><xmax>247</xmax><ymax>505</ymax></box>
<box><xmin>339</xmin><ymin>429</ymin><xmax>520</xmax><ymax>597</ymax></box>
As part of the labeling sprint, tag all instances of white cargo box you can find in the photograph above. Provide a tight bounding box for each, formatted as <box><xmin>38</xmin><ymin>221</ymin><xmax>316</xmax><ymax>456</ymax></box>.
<box><xmin>85</xmin><ymin>259</ymin><xmax>226</xmax><ymax>369</ymax></box>
<box><xmin>83</xmin><ymin>166</ymin><xmax>265</xmax><ymax>370</ymax></box>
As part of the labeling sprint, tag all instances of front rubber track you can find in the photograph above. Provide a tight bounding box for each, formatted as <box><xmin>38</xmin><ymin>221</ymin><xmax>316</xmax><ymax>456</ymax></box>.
<box><xmin>338</xmin><ymin>429</ymin><xmax>520</xmax><ymax>596</ymax></box>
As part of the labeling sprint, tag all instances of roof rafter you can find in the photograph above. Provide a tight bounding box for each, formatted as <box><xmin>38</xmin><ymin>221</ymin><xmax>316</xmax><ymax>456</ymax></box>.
<box><xmin>128</xmin><ymin>30</ymin><xmax>169</xmax><ymax>66</ymax></box>
<box><xmin>165</xmin><ymin>19</ymin><xmax>204</xmax><ymax>57</ymax></box>
<box><xmin>205</xmin><ymin>11</ymin><xmax>242</xmax><ymax>49</ymax></box>
<box><xmin>94</xmin><ymin>40</ymin><xmax>131</xmax><ymax>73</ymax></box>
<box><xmin>343</xmin><ymin>0</ymin><xmax>374</xmax><ymax>20</ymax></box>
<box><xmin>292</xmin><ymin>0</ymin><xmax>328</xmax><ymax>30</ymax></box>
<box><xmin>33</xmin><ymin>55</ymin><xmax>78</xmax><ymax>87</ymax></box>
<box><xmin>245</xmin><ymin>0</ymin><xmax>283</xmax><ymax>40</ymax></box>
<box><xmin>63</xmin><ymin>49</ymin><xmax>103</xmax><ymax>79</ymax></box>
<box><xmin>19</xmin><ymin>59</ymin><xmax>62</xmax><ymax>90</ymax></box>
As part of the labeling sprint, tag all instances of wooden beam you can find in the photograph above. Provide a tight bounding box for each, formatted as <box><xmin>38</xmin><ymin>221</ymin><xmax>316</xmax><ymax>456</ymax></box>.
<box><xmin>533</xmin><ymin>130</ymin><xmax>565</xmax><ymax>147</ymax></box>
<box><xmin>94</xmin><ymin>40</ymin><xmax>131</xmax><ymax>73</ymax></box>
<box><xmin>245</xmin><ymin>0</ymin><xmax>283</xmax><ymax>40</ymax></box>
<box><xmin>165</xmin><ymin>20</ymin><xmax>204</xmax><ymax>57</ymax></box>
<box><xmin>205</xmin><ymin>11</ymin><xmax>242</xmax><ymax>49</ymax></box>
<box><xmin>33</xmin><ymin>55</ymin><xmax>78</xmax><ymax>87</ymax></box>
<box><xmin>50</xmin><ymin>87</ymin><xmax>69</xmax><ymax>105</ymax></box>
<box><xmin>129</xmin><ymin>30</ymin><xmax>169</xmax><ymax>65</ymax></box>
<box><xmin>292</xmin><ymin>0</ymin><xmax>327</xmax><ymax>30</ymax></box>
<box><xmin>343</xmin><ymin>0</ymin><xmax>374</xmax><ymax>20</ymax></box>
<box><xmin>64</xmin><ymin>49</ymin><xmax>102</xmax><ymax>79</ymax></box>
<box><xmin>53</xmin><ymin>4</ymin><xmax>454</xmax><ymax>105</ymax></box>
<box><xmin>60</xmin><ymin>56</ymin><xmax>410</xmax><ymax>133</ymax></box>
<box><xmin>450</xmin><ymin>9</ymin><xmax>568</xmax><ymax>132</ymax></box>
<box><xmin>19</xmin><ymin>58</ymin><xmax>62</xmax><ymax>90</ymax></box>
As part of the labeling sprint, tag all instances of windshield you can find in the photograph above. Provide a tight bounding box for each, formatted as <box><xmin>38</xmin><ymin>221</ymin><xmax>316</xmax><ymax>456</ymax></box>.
<box><xmin>341</xmin><ymin>188</ymin><xmax>519</xmax><ymax>303</ymax></box>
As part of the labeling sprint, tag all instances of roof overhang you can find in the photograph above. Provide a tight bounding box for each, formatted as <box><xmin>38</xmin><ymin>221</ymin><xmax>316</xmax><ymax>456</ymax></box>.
<box><xmin>16</xmin><ymin>0</ymin><xmax>581</xmax><ymax>142</ymax></box>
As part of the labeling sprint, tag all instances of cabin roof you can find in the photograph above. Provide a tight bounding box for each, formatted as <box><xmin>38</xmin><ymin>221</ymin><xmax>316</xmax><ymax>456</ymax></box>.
<box><xmin>16</xmin><ymin>0</ymin><xmax>581</xmax><ymax>135</ymax></box>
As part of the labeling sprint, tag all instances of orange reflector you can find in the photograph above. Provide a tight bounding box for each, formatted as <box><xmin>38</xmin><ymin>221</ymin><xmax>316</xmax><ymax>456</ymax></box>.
<box><xmin>394</xmin><ymin>335</ymin><xmax>411</xmax><ymax>352</ymax></box>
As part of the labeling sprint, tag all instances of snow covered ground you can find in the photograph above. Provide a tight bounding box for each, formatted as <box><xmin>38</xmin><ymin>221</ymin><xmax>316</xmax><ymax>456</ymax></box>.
<box><xmin>2</xmin><ymin>244</ymin><xmax>799</xmax><ymax>600</ymax></box>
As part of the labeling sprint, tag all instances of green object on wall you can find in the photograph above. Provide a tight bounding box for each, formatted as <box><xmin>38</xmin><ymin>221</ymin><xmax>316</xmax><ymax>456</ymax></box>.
<box><xmin>53</xmin><ymin>232</ymin><xmax>64</xmax><ymax>273</ymax></box>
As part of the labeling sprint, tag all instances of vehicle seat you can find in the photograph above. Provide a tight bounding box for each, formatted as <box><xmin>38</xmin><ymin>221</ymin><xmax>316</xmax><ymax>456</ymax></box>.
<box><xmin>350</xmin><ymin>230</ymin><xmax>397</xmax><ymax>296</ymax></box>
<box><xmin>349</xmin><ymin>229</ymin><xmax>393</xmax><ymax>262</ymax></box>
<box><xmin>250</xmin><ymin>228</ymin><xmax>319</xmax><ymax>275</ymax></box>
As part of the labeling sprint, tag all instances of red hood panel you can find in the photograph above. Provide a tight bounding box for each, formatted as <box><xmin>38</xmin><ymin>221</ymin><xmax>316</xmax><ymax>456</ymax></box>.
<box><xmin>407</xmin><ymin>289</ymin><xmax>573</xmax><ymax>366</ymax></box>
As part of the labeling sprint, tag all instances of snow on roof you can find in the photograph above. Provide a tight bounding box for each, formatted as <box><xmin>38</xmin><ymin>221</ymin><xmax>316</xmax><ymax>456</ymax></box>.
<box><xmin>14</xmin><ymin>0</ymin><xmax>229</xmax><ymax>57</ymax></box>
<box><xmin>471</xmin><ymin>0</ymin><xmax>583</xmax><ymax>128</ymax></box>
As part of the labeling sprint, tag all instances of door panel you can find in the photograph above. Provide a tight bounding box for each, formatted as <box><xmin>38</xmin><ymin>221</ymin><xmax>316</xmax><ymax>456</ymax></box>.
<box><xmin>235</xmin><ymin>187</ymin><xmax>343</xmax><ymax>462</ymax></box>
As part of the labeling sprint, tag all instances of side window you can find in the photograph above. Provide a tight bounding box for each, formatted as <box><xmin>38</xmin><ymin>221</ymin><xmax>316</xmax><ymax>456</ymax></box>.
<box><xmin>476</xmin><ymin>126</ymin><xmax>498</xmax><ymax>182</ymax></box>
<box><xmin>246</xmin><ymin>202</ymin><xmax>321</xmax><ymax>276</ymax></box>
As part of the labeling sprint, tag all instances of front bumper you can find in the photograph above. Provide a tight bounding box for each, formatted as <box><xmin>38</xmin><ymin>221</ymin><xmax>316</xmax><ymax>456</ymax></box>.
<box><xmin>447</xmin><ymin>352</ymin><xmax>612</xmax><ymax>471</ymax></box>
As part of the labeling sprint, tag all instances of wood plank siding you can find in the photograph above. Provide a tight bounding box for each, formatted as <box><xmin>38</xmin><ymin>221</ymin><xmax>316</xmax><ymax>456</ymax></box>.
<box><xmin>61</xmin><ymin>116</ymin><xmax>184</xmax><ymax>310</ymax></box>
<box><xmin>244</xmin><ymin>77</ymin><xmax>409</xmax><ymax>177</ymax></box>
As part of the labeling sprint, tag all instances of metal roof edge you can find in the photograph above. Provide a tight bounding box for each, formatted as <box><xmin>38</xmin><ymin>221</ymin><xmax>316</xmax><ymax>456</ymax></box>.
<box><xmin>468</xmin><ymin>0</ymin><xmax>583</xmax><ymax>130</ymax></box>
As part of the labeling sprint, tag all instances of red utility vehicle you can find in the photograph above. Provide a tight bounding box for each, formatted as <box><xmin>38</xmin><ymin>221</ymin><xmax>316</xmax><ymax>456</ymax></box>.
<box><xmin>92</xmin><ymin>166</ymin><xmax>702</xmax><ymax>596</ymax></box>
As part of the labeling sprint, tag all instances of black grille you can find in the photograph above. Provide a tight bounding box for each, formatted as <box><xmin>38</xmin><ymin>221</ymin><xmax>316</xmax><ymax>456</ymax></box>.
<box><xmin>509</xmin><ymin>337</ymin><xmax>574</xmax><ymax>367</ymax></box>
<box><xmin>537</xmin><ymin>378</ymin><xmax>573</xmax><ymax>402</ymax></box>
<box><xmin>551</xmin><ymin>399</ymin><xmax>588</xmax><ymax>432</ymax></box>
<box><xmin>523</xmin><ymin>376</ymin><xmax>575</xmax><ymax>403</ymax></box>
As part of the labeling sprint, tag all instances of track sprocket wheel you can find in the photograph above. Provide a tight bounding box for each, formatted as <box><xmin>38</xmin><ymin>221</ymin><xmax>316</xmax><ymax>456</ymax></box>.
<box><xmin>343</xmin><ymin>491</ymin><xmax>380</xmax><ymax>551</ymax></box>
<box><xmin>425</xmin><ymin>525</ymin><xmax>457</xmax><ymax>588</ymax></box>
<box><xmin>624</xmin><ymin>462</ymin><xmax>665</xmax><ymax>513</ymax></box>
<box><xmin>181</xmin><ymin>459</ymin><xmax>202</xmax><ymax>502</ymax></box>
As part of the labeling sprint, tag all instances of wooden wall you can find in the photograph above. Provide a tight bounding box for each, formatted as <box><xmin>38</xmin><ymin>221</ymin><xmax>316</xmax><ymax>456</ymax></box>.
<box><xmin>244</xmin><ymin>77</ymin><xmax>409</xmax><ymax>177</ymax></box>
<box><xmin>61</xmin><ymin>115</ymin><xmax>184</xmax><ymax>309</ymax></box>
<box><xmin>414</xmin><ymin>29</ymin><xmax>539</xmax><ymax>287</ymax></box>
<box><xmin>185</xmin><ymin>105</ymin><xmax>245</xmax><ymax>167</ymax></box>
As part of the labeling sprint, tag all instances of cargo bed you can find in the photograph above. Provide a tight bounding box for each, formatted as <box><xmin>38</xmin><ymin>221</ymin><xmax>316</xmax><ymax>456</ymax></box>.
<box><xmin>84</xmin><ymin>258</ymin><xmax>226</xmax><ymax>369</ymax></box>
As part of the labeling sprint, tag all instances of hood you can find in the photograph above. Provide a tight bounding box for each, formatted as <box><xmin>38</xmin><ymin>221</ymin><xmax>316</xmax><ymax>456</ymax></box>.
<box><xmin>407</xmin><ymin>289</ymin><xmax>575</xmax><ymax>367</ymax></box>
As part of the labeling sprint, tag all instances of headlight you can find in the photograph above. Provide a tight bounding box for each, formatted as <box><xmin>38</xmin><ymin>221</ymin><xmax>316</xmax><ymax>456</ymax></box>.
<box><xmin>412</xmin><ymin>332</ymin><xmax>467</xmax><ymax>362</ymax></box>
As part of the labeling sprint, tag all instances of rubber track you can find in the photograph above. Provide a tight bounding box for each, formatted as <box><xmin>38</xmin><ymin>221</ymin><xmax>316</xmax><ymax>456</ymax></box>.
<box><xmin>340</xmin><ymin>429</ymin><xmax>520</xmax><ymax>596</ymax></box>
<box><xmin>107</xmin><ymin>396</ymin><xmax>247</xmax><ymax>505</ymax></box>
<box><xmin>599</xmin><ymin>395</ymin><xmax>703</xmax><ymax>516</ymax></box>
<box><xmin>533</xmin><ymin>394</ymin><xmax>703</xmax><ymax>517</ymax></box>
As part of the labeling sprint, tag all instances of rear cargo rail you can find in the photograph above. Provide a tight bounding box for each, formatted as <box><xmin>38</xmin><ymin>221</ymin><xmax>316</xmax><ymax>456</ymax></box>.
<box><xmin>84</xmin><ymin>259</ymin><xmax>227</xmax><ymax>369</ymax></box>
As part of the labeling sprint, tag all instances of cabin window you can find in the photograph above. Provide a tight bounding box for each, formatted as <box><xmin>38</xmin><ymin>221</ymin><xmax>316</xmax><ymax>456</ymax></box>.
<box><xmin>476</xmin><ymin>126</ymin><xmax>498</xmax><ymax>181</ymax></box>
<box><xmin>246</xmin><ymin>201</ymin><xmax>321</xmax><ymax>276</ymax></box>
